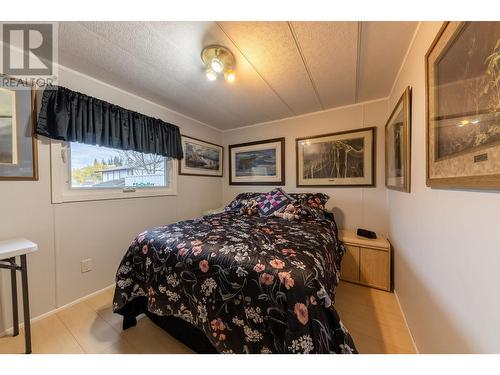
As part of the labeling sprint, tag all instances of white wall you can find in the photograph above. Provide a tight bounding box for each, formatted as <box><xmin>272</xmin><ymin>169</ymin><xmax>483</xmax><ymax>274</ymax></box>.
<box><xmin>388</xmin><ymin>22</ymin><xmax>500</xmax><ymax>353</ymax></box>
<box><xmin>222</xmin><ymin>99</ymin><xmax>389</xmax><ymax>235</ymax></box>
<box><xmin>6</xmin><ymin>23</ymin><xmax>497</xmax><ymax>354</ymax></box>
<box><xmin>0</xmin><ymin>66</ymin><xmax>223</xmax><ymax>332</ymax></box>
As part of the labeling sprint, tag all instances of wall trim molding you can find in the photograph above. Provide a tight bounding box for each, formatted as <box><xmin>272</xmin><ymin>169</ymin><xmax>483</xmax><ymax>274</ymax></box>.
<box><xmin>394</xmin><ymin>289</ymin><xmax>419</xmax><ymax>353</ymax></box>
<box><xmin>222</xmin><ymin>97</ymin><xmax>389</xmax><ymax>133</ymax></box>
<box><xmin>0</xmin><ymin>283</ymin><xmax>115</xmax><ymax>338</ymax></box>
<box><xmin>388</xmin><ymin>22</ymin><xmax>422</xmax><ymax>100</ymax></box>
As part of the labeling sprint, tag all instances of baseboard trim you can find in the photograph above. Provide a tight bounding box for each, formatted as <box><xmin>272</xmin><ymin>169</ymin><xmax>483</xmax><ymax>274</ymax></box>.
<box><xmin>394</xmin><ymin>289</ymin><xmax>419</xmax><ymax>353</ymax></box>
<box><xmin>0</xmin><ymin>283</ymin><xmax>115</xmax><ymax>338</ymax></box>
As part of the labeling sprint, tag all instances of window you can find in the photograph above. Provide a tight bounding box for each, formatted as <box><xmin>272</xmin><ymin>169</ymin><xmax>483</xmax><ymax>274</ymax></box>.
<box><xmin>69</xmin><ymin>143</ymin><xmax>169</xmax><ymax>189</ymax></box>
<box><xmin>50</xmin><ymin>141</ymin><xmax>177</xmax><ymax>203</ymax></box>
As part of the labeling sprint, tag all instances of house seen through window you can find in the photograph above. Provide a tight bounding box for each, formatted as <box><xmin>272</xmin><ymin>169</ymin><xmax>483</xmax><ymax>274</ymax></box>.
<box><xmin>69</xmin><ymin>142</ymin><xmax>169</xmax><ymax>189</ymax></box>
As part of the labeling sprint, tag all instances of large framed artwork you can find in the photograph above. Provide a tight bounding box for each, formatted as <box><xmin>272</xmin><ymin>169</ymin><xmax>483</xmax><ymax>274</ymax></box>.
<box><xmin>0</xmin><ymin>76</ymin><xmax>38</xmax><ymax>180</ymax></box>
<box><xmin>385</xmin><ymin>86</ymin><xmax>412</xmax><ymax>192</ymax></box>
<box><xmin>179</xmin><ymin>135</ymin><xmax>223</xmax><ymax>177</ymax></box>
<box><xmin>229</xmin><ymin>137</ymin><xmax>285</xmax><ymax>185</ymax></box>
<box><xmin>426</xmin><ymin>22</ymin><xmax>500</xmax><ymax>189</ymax></box>
<box><xmin>296</xmin><ymin>127</ymin><xmax>375</xmax><ymax>187</ymax></box>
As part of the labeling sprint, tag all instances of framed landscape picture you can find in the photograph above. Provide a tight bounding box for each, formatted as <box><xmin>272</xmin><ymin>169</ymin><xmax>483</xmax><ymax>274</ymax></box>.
<box><xmin>426</xmin><ymin>21</ymin><xmax>500</xmax><ymax>189</ymax></box>
<box><xmin>229</xmin><ymin>137</ymin><xmax>285</xmax><ymax>185</ymax></box>
<box><xmin>179</xmin><ymin>135</ymin><xmax>223</xmax><ymax>177</ymax></box>
<box><xmin>296</xmin><ymin>127</ymin><xmax>375</xmax><ymax>187</ymax></box>
<box><xmin>0</xmin><ymin>76</ymin><xmax>38</xmax><ymax>181</ymax></box>
<box><xmin>0</xmin><ymin>87</ymin><xmax>17</xmax><ymax>165</ymax></box>
<box><xmin>385</xmin><ymin>86</ymin><xmax>412</xmax><ymax>192</ymax></box>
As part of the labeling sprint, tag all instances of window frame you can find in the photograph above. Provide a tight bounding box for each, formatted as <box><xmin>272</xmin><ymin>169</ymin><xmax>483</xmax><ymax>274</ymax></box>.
<box><xmin>50</xmin><ymin>141</ymin><xmax>177</xmax><ymax>203</ymax></box>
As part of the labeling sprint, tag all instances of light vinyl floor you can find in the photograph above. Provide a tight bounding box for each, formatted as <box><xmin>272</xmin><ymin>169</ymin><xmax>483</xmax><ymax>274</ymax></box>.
<box><xmin>0</xmin><ymin>281</ymin><xmax>416</xmax><ymax>354</ymax></box>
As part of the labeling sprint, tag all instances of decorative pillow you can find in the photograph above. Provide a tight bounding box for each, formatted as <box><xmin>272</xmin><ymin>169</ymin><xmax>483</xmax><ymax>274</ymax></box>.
<box><xmin>289</xmin><ymin>193</ymin><xmax>330</xmax><ymax>219</ymax></box>
<box><xmin>289</xmin><ymin>193</ymin><xmax>329</xmax><ymax>207</ymax></box>
<box><xmin>255</xmin><ymin>188</ymin><xmax>292</xmax><ymax>217</ymax></box>
<box><xmin>225</xmin><ymin>192</ymin><xmax>262</xmax><ymax>212</ymax></box>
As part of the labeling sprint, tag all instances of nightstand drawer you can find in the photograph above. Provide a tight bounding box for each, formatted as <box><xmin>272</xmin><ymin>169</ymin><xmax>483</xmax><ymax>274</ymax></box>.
<box><xmin>359</xmin><ymin>247</ymin><xmax>389</xmax><ymax>290</ymax></box>
<box><xmin>340</xmin><ymin>245</ymin><xmax>360</xmax><ymax>282</ymax></box>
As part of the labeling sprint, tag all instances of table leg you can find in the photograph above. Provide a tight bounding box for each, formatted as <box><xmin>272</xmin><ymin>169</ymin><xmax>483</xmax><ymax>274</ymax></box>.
<box><xmin>20</xmin><ymin>255</ymin><xmax>31</xmax><ymax>354</ymax></box>
<box><xmin>10</xmin><ymin>257</ymin><xmax>19</xmax><ymax>337</ymax></box>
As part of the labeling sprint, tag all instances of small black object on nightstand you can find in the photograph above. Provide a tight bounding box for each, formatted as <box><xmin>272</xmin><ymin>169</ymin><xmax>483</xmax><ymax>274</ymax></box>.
<box><xmin>356</xmin><ymin>228</ymin><xmax>377</xmax><ymax>239</ymax></box>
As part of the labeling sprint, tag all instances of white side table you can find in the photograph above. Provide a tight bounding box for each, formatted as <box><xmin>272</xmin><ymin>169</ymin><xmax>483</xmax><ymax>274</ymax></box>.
<box><xmin>0</xmin><ymin>238</ymin><xmax>38</xmax><ymax>354</ymax></box>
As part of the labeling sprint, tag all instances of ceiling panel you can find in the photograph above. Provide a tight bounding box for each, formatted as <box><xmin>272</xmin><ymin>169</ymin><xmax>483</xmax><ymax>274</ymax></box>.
<box><xmin>290</xmin><ymin>22</ymin><xmax>359</xmax><ymax>108</ymax></box>
<box><xmin>57</xmin><ymin>21</ymin><xmax>418</xmax><ymax>130</ymax></box>
<box><xmin>219</xmin><ymin>21</ymin><xmax>321</xmax><ymax>115</ymax></box>
<box><xmin>356</xmin><ymin>21</ymin><xmax>418</xmax><ymax>102</ymax></box>
<box><xmin>147</xmin><ymin>22</ymin><xmax>293</xmax><ymax>127</ymax></box>
<box><xmin>59</xmin><ymin>22</ymin><xmax>292</xmax><ymax>129</ymax></box>
<box><xmin>58</xmin><ymin>22</ymin><xmax>240</xmax><ymax>127</ymax></box>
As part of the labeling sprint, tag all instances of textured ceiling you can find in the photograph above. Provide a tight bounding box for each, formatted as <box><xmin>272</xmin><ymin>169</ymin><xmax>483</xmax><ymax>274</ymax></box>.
<box><xmin>58</xmin><ymin>21</ymin><xmax>417</xmax><ymax>130</ymax></box>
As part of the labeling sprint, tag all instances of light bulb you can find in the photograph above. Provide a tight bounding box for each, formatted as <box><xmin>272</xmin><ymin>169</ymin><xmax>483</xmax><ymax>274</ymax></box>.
<box><xmin>211</xmin><ymin>58</ymin><xmax>224</xmax><ymax>73</ymax></box>
<box><xmin>206</xmin><ymin>68</ymin><xmax>217</xmax><ymax>81</ymax></box>
<box><xmin>225</xmin><ymin>71</ymin><xmax>235</xmax><ymax>83</ymax></box>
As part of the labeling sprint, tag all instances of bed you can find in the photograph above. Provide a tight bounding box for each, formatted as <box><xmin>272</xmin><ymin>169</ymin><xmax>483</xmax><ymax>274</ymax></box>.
<box><xmin>113</xmin><ymin>192</ymin><xmax>357</xmax><ymax>354</ymax></box>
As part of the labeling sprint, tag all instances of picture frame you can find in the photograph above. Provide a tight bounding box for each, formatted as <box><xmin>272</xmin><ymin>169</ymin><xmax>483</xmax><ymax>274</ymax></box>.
<box><xmin>385</xmin><ymin>86</ymin><xmax>412</xmax><ymax>192</ymax></box>
<box><xmin>0</xmin><ymin>86</ymin><xmax>17</xmax><ymax>165</ymax></box>
<box><xmin>229</xmin><ymin>137</ymin><xmax>285</xmax><ymax>185</ymax></box>
<box><xmin>426</xmin><ymin>21</ymin><xmax>500</xmax><ymax>189</ymax></box>
<box><xmin>296</xmin><ymin>127</ymin><xmax>376</xmax><ymax>187</ymax></box>
<box><xmin>179</xmin><ymin>135</ymin><xmax>223</xmax><ymax>177</ymax></box>
<box><xmin>0</xmin><ymin>75</ymin><xmax>38</xmax><ymax>181</ymax></box>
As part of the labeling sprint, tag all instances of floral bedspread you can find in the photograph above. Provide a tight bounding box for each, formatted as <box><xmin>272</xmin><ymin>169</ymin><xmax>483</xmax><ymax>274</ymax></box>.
<box><xmin>113</xmin><ymin>210</ymin><xmax>357</xmax><ymax>353</ymax></box>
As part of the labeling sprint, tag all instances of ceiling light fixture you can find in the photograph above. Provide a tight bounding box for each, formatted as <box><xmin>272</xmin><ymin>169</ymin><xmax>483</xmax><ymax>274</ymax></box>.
<box><xmin>225</xmin><ymin>70</ymin><xmax>235</xmax><ymax>83</ymax></box>
<box><xmin>211</xmin><ymin>58</ymin><xmax>224</xmax><ymax>73</ymax></box>
<box><xmin>206</xmin><ymin>68</ymin><xmax>217</xmax><ymax>81</ymax></box>
<box><xmin>201</xmin><ymin>45</ymin><xmax>236</xmax><ymax>83</ymax></box>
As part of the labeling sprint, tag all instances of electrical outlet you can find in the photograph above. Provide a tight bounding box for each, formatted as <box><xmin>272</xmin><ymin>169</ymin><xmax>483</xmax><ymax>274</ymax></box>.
<box><xmin>81</xmin><ymin>258</ymin><xmax>93</xmax><ymax>273</ymax></box>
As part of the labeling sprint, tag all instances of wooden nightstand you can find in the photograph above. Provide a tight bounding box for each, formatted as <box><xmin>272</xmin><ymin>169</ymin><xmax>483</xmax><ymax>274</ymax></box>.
<box><xmin>339</xmin><ymin>230</ymin><xmax>392</xmax><ymax>291</ymax></box>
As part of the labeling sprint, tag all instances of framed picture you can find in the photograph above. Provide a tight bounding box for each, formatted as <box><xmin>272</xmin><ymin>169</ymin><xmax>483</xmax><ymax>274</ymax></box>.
<box><xmin>0</xmin><ymin>86</ymin><xmax>17</xmax><ymax>165</ymax></box>
<box><xmin>0</xmin><ymin>76</ymin><xmax>38</xmax><ymax>180</ymax></box>
<box><xmin>229</xmin><ymin>137</ymin><xmax>285</xmax><ymax>185</ymax></box>
<box><xmin>426</xmin><ymin>22</ymin><xmax>500</xmax><ymax>189</ymax></box>
<box><xmin>385</xmin><ymin>86</ymin><xmax>412</xmax><ymax>192</ymax></box>
<box><xmin>179</xmin><ymin>135</ymin><xmax>223</xmax><ymax>177</ymax></box>
<box><xmin>296</xmin><ymin>127</ymin><xmax>375</xmax><ymax>187</ymax></box>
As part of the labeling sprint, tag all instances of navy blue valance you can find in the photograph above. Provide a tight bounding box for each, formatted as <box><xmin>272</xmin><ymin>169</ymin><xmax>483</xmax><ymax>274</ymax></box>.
<box><xmin>36</xmin><ymin>85</ymin><xmax>183</xmax><ymax>159</ymax></box>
